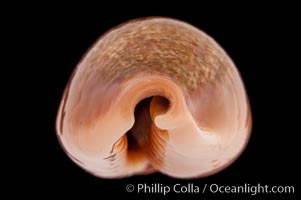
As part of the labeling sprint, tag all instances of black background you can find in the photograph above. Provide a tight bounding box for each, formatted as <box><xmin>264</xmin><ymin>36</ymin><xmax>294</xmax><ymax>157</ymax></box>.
<box><xmin>23</xmin><ymin>4</ymin><xmax>299</xmax><ymax>199</ymax></box>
